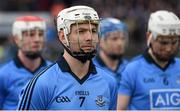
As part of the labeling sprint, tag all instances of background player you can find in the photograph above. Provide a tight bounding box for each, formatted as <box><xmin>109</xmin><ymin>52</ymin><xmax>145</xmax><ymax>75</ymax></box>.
<box><xmin>117</xmin><ymin>10</ymin><xmax>180</xmax><ymax>110</ymax></box>
<box><xmin>93</xmin><ymin>17</ymin><xmax>128</xmax><ymax>85</ymax></box>
<box><xmin>0</xmin><ymin>15</ymin><xmax>52</xmax><ymax>109</ymax></box>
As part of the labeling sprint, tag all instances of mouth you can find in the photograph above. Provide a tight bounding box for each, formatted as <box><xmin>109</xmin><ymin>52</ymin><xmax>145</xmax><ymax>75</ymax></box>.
<box><xmin>32</xmin><ymin>46</ymin><xmax>40</xmax><ymax>49</ymax></box>
<box><xmin>31</xmin><ymin>44</ymin><xmax>42</xmax><ymax>50</ymax></box>
<box><xmin>81</xmin><ymin>44</ymin><xmax>94</xmax><ymax>48</ymax></box>
<box><xmin>81</xmin><ymin>45</ymin><xmax>95</xmax><ymax>52</ymax></box>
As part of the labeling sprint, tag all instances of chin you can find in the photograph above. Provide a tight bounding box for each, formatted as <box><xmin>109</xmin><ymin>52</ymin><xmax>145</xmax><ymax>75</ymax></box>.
<box><xmin>157</xmin><ymin>56</ymin><xmax>171</xmax><ymax>62</ymax></box>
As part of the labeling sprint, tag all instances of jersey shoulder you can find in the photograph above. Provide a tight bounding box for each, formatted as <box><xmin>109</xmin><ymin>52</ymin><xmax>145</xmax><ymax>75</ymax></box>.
<box><xmin>173</xmin><ymin>57</ymin><xmax>180</xmax><ymax>66</ymax></box>
<box><xmin>122</xmin><ymin>54</ymin><xmax>146</xmax><ymax>75</ymax></box>
<box><xmin>126</xmin><ymin>55</ymin><xmax>144</xmax><ymax>68</ymax></box>
<box><xmin>34</xmin><ymin>63</ymin><xmax>59</xmax><ymax>83</ymax></box>
<box><xmin>122</xmin><ymin>58</ymin><xmax>129</xmax><ymax>64</ymax></box>
<box><xmin>24</xmin><ymin>63</ymin><xmax>58</xmax><ymax>94</ymax></box>
<box><xmin>0</xmin><ymin>60</ymin><xmax>15</xmax><ymax>75</ymax></box>
<box><xmin>45</xmin><ymin>60</ymin><xmax>53</xmax><ymax>66</ymax></box>
<box><xmin>95</xmin><ymin>66</ymin><xmax>117</xmax><ymax>86</ymax></box>
<box><xmin>174</xmin><ymin>57</ymin><xmax>180</xmax><ymax>62</ymax></box>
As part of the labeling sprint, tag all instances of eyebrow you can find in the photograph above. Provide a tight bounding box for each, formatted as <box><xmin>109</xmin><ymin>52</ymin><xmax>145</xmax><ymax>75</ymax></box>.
<box><xmin>76</xmin><ymin>27</ymin><xmax>97</xmax><ymax>30</ymax></box>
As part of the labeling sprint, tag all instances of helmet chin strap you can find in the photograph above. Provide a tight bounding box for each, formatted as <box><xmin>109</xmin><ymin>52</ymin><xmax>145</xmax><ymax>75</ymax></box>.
<box><xmin>61</xmin><ymin>41</ymin><xmax>96</xmax><ymax>63</ymax></box>
<box><xmin>24</xmin><ymin>51</ymin><xmax>42</xmax><ymax>60</ymax></box>
<box><xmin>107</xmin><ymin>53</ymin><xmax>122</xmax><ymax>61</ymax></box>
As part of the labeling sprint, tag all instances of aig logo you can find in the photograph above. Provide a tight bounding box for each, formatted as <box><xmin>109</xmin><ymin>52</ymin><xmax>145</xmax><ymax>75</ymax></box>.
<box><xmin>150</xmin><ymin>89</ymin><xmax>180</xmax><ymax>110</ymax></box>
<box><xmin>56</xmin><ymin>96</ymin><xmax>71</xmax><ymax>103</ymax></box>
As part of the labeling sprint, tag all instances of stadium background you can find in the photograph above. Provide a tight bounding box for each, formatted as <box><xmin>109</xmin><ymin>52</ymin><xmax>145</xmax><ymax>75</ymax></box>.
<box><xmin>0</xmin><ymin>0</ymin><xmax>179</xmax><ymax>64</ymax></box>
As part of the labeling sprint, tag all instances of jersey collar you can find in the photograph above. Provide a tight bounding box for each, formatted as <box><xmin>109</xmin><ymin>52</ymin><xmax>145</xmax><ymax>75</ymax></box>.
<box><xmin>143</xmin><ymin>48</ymin><xmax>175</xmax><ymax>71</ymax></box>
<box><xmin>13</xmin><ymin>54</ymin><xmax>47</xmax><ymax>73</ymax></box>
<box><xmin>95</xmin><ymin>54</ymin><xmax>122</xmax><ymax>73</ymax></box>
<box><xmin>57</xmin><ymin>56</ymin><xmax>97</xmax><ymax>84</ymax></box>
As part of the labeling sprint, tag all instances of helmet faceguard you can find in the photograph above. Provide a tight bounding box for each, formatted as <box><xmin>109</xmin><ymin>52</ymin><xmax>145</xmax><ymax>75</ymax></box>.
<box><xmin>57</xmin><ymin>6</ymin><xmax>100</xmax><ymax>62</ymax></box>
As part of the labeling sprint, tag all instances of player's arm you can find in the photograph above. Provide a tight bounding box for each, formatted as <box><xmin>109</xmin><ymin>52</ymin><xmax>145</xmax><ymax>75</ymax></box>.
<box><xmin>117</xmin><ymin>65</ymin><xmax>135</xmax><ymax>110</ymax></box>
<box><xmin>117</xmin><ymin>94</ymin><xmax>130</xmax><ymax>110</ymax></box>
<box><xmin>109</xmin><ymin>80</ymin><xmax>118</xmax><ymax>110</ymax></box>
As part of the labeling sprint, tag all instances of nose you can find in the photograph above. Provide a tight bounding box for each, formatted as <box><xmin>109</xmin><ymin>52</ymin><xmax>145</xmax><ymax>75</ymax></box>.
<box><xmin>34</xmin><ymin>34</ymin><xmax>41</xmax><ymax>41</ymax></box>
<box><xmin>85</xmin><ymin>31</ymin><xmax>92</xmax><ymax>41</ymax></box>
<box><xmin>117</xmin><ymin>38</ymin><xmax>123</xmax><ymax>45</ymax></box>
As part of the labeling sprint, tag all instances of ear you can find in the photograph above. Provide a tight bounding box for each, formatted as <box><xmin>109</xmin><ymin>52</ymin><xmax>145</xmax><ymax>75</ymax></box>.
<box><xmin>12</xmin><ymin>35</ymin><xmax>23</xmax><ymax>49</ymax></box>
<box><xmin>58</xmin><ymin>30</ymin><xmax>67</xmax><ymax>44</ymax></box>
<box><xmin>13</xmin><ymin>35</ymin><xmax>20</xmax><ymax>45</ymax></box>
<box><xmin>146</xmin><ymin>31</ymin><xmax>154</xmax><ymax>46</ymax></box>
<box><xmin>146</xmin><ymin>31</ymin><xmax>151</xmax><ymax>41</ymax></box>
<box><xmin>99</xmin><ymin>38</ymin><xmax>105</xmax><ymax>49</ymax></box>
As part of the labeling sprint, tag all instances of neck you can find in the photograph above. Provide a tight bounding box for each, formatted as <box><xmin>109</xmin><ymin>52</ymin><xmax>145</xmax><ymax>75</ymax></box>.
<box><xmin>18</xmin><ymin>51</ymin><xmax>42</xmax><ymax>72</ymax></box>
<box><xmin>148</xmin><ymin>49</ymin><xmax>168</xmax><ymax>68</ymax></box>
<box><xmin>63</xmin><ymin>51</ymin><xmax>90</xmax><ymax>79</ymax></box>
<box><xmin>99</xmin><ymin>51</ymin><xmax>119</xmax><ymax>71</ymax></box>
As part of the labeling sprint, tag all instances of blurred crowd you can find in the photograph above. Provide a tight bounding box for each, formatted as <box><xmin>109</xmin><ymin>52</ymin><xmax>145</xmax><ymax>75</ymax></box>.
<box><xmin>0</xmin><ymin>0</ymin><xmax>179</xmax><ymax>64</ymax></box>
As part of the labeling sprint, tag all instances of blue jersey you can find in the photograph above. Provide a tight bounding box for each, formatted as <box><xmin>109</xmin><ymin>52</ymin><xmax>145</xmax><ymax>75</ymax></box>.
<box><xmin>118</xmin><ymin>50</ymin><xmax>180</xmax><ymax>110</ymax></box>
<box><xmin>17</xmin><ymin>56</ymin><xmax>117</xmax><ymax>110</ymax></box>
<box><xmin>0</xmin><ymin>55</ymin><xmax>52</xmax><ymax>110</ymax></box>
<box><xmin>93</xmin><ymin>55</ymin><xmax>128</xmax><ymax>87</ymax></box>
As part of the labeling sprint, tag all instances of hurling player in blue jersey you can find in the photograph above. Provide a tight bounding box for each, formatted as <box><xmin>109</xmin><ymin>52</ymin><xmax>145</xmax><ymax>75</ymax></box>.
<box><xmin>17</xmin><ymin>5</ymin><xmax>117</xmax><ymax>110</ymax></box>
<box><xmin>0</xmin><ymin>15</ymin><xmax>52</xmax><ymax>110</ymax></box>
<box><xmin>117</xmin><ymin>10</ymin><xmax>180</xmax><ymax>110</ymax></box>
<box><xmin>93</xmin><ymin>18</ymin><xmax>128</xmax><ymax>86</ymax></box>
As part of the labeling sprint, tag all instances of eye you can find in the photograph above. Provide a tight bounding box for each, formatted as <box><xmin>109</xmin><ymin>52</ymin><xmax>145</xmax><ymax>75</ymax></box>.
<box><xmin>171</xmin><ymin>40</ymin><xmax>178</xmax><ymax>45</ymax></box>
<box><xmin>24</xmin><ymin>33</ymin><xmax>28</xmax><ymax>37</ymax></box>
<box><xmin>77</xmin><ymin>30</ymin><xmax>85</xmax><ymax>34</ymax></box>
<box><xmin>159</xmin><ymin>41</ymin><xmax>169</xmax><ymax>45</ymax></box>
<box><xmin>158</xmin><ymin>40</ymin><xmax>178</xmax><ymax>45</ymax></box>
<box><xmin>38</xmin><ymin>32</ymin><xmax>44</xmax><ymax>37</ymax></box>
<box><xmin>92</xmin><ymin>29</ymin><xmax>97</xmax><ymax>33</ymax></box>
<box><xmin>29</xmin><ymin>32</ymin><xmax>35</xmax><ymax>37</ymax></box>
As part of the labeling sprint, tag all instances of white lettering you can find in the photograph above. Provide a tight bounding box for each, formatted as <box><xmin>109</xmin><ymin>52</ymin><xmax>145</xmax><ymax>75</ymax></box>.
<box><xmin>155</xmin><ymin>94</ymin><xmax>166</xmax><ymax>106</ymax></box>
<box><xmin>166</xmin><ymin>93</ymin><xmax>170</xmax><ymax>106</ymax></box>
<box><xmin>170</xmin><ymin>93</ymin><xmax>180</xmax><ymax>106</ymax></box>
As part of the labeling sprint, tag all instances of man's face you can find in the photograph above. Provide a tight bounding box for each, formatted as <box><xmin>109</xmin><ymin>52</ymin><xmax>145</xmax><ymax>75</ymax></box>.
<box><xmin>16</xmin><ymin>29</ymin><xmax>45</xmax><ymax>57</ymax></box>
<box><xmin>151</xmin><ymin>35</ymin><xmax>179</xmax><ymax>62</ymax></box>
<box><xmin>68</xmin><ymin>23</ymin><xmax>99</xmax><ymax>54</ymax></box>
<box><xmin>100</xmin><ymin>31</ymin><xmax>126</xmax><ymax>59</ymax></box>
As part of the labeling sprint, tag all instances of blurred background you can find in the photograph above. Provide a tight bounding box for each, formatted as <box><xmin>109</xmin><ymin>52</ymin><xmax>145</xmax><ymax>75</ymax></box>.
<box><xmin>0</xmin><ymin>0</ymin><xmax>179</xmax><ymax>65</ymax></box>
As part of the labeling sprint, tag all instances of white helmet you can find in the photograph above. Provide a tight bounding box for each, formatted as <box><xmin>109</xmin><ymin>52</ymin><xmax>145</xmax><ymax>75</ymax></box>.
<box><xmin>12</xmin><ymin>15</ymin><xmax>46</xmax><ymax>39</ymax></box>
<box><xmin>56</xmin><ymin>5</ymin><xmax>99</xmax><ymax>46</ymax></box>
<box><xmin>148</xmin><ymin>10</ymin><xmax>180</xmax><ymax>39</ymax></box>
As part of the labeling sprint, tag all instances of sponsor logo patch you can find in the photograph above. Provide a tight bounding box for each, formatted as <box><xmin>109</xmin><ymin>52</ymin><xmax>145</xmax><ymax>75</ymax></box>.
<box><xmin>150</xmin><ymin>89</ymin><xmax>180</xmax><ymax>110</ymax></box>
